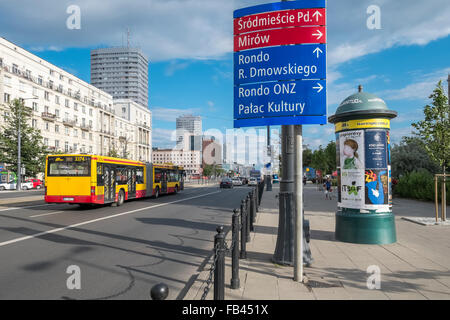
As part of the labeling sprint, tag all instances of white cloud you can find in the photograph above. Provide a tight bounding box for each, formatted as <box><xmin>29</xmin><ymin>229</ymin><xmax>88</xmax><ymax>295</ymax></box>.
<box><xmin>380</xmin><ymin>68</ymin><xmax>450</xmax><ymax>101</ymax></box>
<box><xmin>151</xmin><ymin>107</ymin><xmax>201</xmax><ymax>122</ymax></box>
<box><xmin>1</xmin><ymin>0</ymin><xmax>449</xmax><ymax>64</ymax></box>
<box><xmin>152</xmin><ymin>128</ymin><xmax>177</xmax><ymax>149</ymax></box>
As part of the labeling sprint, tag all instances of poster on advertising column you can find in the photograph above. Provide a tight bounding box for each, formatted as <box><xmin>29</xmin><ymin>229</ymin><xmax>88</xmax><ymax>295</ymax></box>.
<box><xmin>338</xmin><ymin>130</ymin><xmax>365</xmax><ymax>209</ymax></box>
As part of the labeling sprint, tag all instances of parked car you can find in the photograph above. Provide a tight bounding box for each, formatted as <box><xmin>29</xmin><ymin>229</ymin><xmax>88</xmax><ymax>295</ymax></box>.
<box><xmin>238</xmin><ymin>177</ymin><xmax>248</xmax><ymax>185</ymax></box>
<box><xmin>0</xmin><ymin>180</ymin><xmax>34</xmax><ymax>191</ymax></box>
<box><xmin>248</xmin><ymin>177</ymin><xmax>258</xmax><ymax>186</ymax></box>
<box><xmin>25</xmin><ymin>178</ymin><xmax>43</xmax><ymax>189</ymax></box>
<box><xmin>220</xmin><ymin>178</ymin><xmax>233</xmax><ymax>189</ymax></box>
<box><xmin>232</xmin><ymin>178</ymin><xmax>243</xmax><ymax>186</ymax></box>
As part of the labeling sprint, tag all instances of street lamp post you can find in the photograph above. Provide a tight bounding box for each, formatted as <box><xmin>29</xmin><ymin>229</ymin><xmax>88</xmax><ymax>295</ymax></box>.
<box><xmin>16</xmin><ymin>97</ymin><xmax>38</xmax><ymax>191</ymax></box>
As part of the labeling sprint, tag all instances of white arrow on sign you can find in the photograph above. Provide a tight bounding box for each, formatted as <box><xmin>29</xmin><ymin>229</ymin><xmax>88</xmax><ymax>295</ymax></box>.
<box><xmin>312</xmin><ymin>10</ymin><xmax>322</xmax><ymax>21</ymax></box>
<box><xmin>313</xmin><ymin>83</ymin><xmax>324</xmax><ymax>93</ymax></box>
<box><xmin>312</xmin><ymin>29</ymin><xmax>323</xmax><ymax>40</ymax></box>
<box><xmin>313</xmin><ymin>47</ymin><xmax>323</xmax><ymax>58</ymax></box>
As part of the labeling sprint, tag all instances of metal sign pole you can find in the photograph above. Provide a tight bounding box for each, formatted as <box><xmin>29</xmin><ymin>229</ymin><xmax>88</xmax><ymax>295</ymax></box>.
<box><xmin>294</xmin><ymin>124</ymin><xmax>303</xmax><ymax>282</ymax></box>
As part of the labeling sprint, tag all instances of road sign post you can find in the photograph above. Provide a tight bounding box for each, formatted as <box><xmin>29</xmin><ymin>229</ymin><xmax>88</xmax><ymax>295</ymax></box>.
<box><xmin>234</xmin><ymin>0</ymin><xmax>327</xmax><ymax>282</ymax></box>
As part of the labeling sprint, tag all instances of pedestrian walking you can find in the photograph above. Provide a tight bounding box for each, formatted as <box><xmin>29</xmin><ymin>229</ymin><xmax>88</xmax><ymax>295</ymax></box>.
<box><xmin>324</xmin><ymin>178</ymin><xmax>332</xmax><ymax>200</ymax></box>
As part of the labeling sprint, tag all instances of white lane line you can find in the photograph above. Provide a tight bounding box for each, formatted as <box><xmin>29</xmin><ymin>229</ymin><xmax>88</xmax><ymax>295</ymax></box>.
<box><xmin>30</xmin><ymin>211</ymin><xmax>65</xmax><ymax>218</ymax></box>
<box><xmin>0</xmin><ymin>190</ymin><xmax>222</xmax><ymax>248</ymax></box>
<box><xmin>0</xmin><ymin>204</ymin><xmax>53</xmax><ymax>212</ymax></box>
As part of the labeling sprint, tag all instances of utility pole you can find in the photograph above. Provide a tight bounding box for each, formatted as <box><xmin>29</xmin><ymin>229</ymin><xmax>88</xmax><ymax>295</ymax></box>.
<box><xmin>273</xmin><ymin>0</ymin><xmax>296</xmax><ymax>267</ymax></box>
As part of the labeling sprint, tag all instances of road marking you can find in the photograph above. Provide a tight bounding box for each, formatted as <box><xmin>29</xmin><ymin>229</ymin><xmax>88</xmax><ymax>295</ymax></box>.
<box><xmin>0</xmin><ymin>203</ymin><xmax>52</xmax><ymax>212</ymax></box>
<box><xmin>0</xmin><ymin>190</ymin><xmax>222</xmax><ymax>248</ymax></box>
<box><xmin>30</xmin><ymin>211</ymin><xmax>65</xmax><ymax>218</ymax></box>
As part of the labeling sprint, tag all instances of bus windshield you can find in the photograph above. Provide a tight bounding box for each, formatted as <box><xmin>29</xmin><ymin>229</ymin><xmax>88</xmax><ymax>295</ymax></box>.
<box><xmin>47</xmin><ymin>156</ymin><xmax>91</xmax><ymax>176</ymax></box>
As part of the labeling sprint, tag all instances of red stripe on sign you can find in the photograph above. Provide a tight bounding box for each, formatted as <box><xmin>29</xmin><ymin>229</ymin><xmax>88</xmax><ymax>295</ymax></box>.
<box><xmin>234</xmin><ymin>8</ymin><xmax>326</xmax><ymax>35</ymax></box>
<box><xmin>234</xmin><ymin>26</ymin><xmax>326</xmax><ymax>51</ymax></box>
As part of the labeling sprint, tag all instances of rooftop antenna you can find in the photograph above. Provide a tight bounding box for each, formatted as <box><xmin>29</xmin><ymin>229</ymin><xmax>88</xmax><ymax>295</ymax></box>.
<box><xmin>127</xmin><ymin>27</ymin><xmax>130</xmax><ymax>49</ymax></box>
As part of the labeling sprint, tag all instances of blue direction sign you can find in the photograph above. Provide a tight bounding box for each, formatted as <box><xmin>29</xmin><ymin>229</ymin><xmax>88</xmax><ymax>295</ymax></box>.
<box><xmin>234</xmin><ymin>44</ymin><xmax>326</xmax><ymax>85</ymax></box>
<box><xmin>234</xmin><ymin>79</ymin><xmax>326</xmax><ymax>125</ymax></box>
<box><xmin>233</xmin><ymin>0</ymin><xmax>327</xmax><ymax>128</ymax></box>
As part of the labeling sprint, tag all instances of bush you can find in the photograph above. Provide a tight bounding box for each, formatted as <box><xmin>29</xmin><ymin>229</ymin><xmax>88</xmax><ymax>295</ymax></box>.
<box><xmin>394</xmin><ymin>169</ymin><xmax>450</xmax><ymax>202</ymax></box>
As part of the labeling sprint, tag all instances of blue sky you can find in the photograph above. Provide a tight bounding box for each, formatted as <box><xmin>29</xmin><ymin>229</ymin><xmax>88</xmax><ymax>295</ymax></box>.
<box><xmin>1</xmin><ymin>0</ymin><xmax>449</xmax><ymax>150</ymax></box>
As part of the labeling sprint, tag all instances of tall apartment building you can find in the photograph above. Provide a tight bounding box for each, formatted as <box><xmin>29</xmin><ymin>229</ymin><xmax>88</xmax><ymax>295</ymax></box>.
<box><xmin>176</xmin><ymin>115</ymin><xmax>202</xmax><ymax>151</ymax></box>
<box><xmin>90</xmin><ymin>47</ymin><xmax>149</xmax><ymax>109</ymax></box>
<box><xmin>0</xmin><ymin>37</ymin><xmax>152</xmax><ymax>166</ymax></box>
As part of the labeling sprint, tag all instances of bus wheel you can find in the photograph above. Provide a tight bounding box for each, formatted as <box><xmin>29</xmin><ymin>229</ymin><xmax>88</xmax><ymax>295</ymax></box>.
<box><xmin>154</xmin><ymin>187</ymin><xmax>160</xmax><ymax>199</ymax></box>
<box><xmin>117</xmin><ymin>189</ymin><xmax>125</xmax><ymax>206</ymax></box>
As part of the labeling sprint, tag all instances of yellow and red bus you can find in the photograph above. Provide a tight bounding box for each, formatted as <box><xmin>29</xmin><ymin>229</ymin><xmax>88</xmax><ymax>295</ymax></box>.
<box><xmin>44</xmin><ymin>154</ymin><xmax>185</xmax><ymax>206</ymax></box>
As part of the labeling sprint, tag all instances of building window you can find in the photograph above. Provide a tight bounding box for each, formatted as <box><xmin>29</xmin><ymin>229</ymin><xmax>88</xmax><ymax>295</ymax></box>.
<box><xmin>12</xmin><ymin>64</ymin><xmax>18</xmax><ymax>74</ymax></box>
<box><xmin>89</xmin><ymin>146</ymin><xmax>93</xmax><ymax>153</ymax></box>
<box><xmin>32</xmin><ymin>119</ymin><xmax>37</xmax><ymax>128</ymax></box>
<box><xmin>3</xmin><ymin>93</ymin><xmax>10</xmax><ymax>103</ymax></box>
<box><xmin>74</xmin><ymin>129</ymin><xmax>78</xmax><ymax>137</ymax></box>
<box><xmin>89</xmin><ymin>133</ymin><xmax>93</xmax><ymax>141</ymax></box>
<box><xmin>82</xmin><ymin>105</ymin><xmax>85</xmax><ymax>114</ymax></box>
<box><xmin>55</xmin><ymin>95</ymin><xmax>60</xmax><ymax>104</ymax></box>
<box><xmin>74</xmin><ymin>102</ymin><xmax>78</xmax><ymax>111</ymax></box>
<box><xmin>65</xmin><ymin>99</ymin><xmax>69</xmax><ymax>108</ymax></box>
<box><xmin>45</xmin><ymin>122</ymin><xmax>50</xmax><ymax>131</ymax></box>
<box><xmin>32</xmin><ymin>102</ymin><xmax>38</xmax><ymax>111</ymax></box>
<box><xmin>44</xmin><ymin>91</ymin><xmax>49</xmax><ymax>100</ymax></box>
<box><xmin>44</xmin><ymin>138</ymin><xmax>49</xmax><ymax>146</ymax></box>
<box><xmin>55</xmin><ymin>140</ymin><xmax>59</xmax><ymax>148</ymax></box>
<box><xmin>65</xmin><ymin>127</ymin><xmax>70</xmax><ymax>135</ymax></box>
<box><xmin>89</xmin><ymin>108</ymin><xmax>93</xmax><ymax>116</ymax></box>
<box><xmin>65</xmin><ymin>142</ymin><xmax>69</xmax><ymax>152</ymax></box>
<box><xmin>55</xmin><ymin>109</ymin><xmax>59</xmax><ymax>118</ymax></box>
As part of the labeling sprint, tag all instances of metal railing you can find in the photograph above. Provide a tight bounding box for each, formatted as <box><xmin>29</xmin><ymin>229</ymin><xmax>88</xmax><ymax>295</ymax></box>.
<box><xmin>201</xmin><ymin>181</ymin><xmax>265</xmax><ymax>300</ymax></box>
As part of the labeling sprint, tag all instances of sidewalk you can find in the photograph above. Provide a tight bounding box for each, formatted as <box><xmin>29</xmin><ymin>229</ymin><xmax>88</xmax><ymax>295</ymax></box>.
<box><xmin>186</xmin><ymin>185</ymin><xmax>450</xmax><ymax>300</ymax></box>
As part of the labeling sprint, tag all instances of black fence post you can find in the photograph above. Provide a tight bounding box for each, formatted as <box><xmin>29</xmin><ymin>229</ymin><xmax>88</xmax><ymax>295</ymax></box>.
<box><xmin>249</xmin><ymin>191</ymin><xmax>254</xmax><ymax>232</ymax></box>
<box><xmin>253</xmin><ymin>188</ymin><xmax>257</xmax><ymax>222</ymax></box>
<box><xmin>240</xmin><ymin>199</ymin><xmax>247</xmax><ymax>259</ymax></box>
<box><xmin>246</xmin><ymin>195</ymin><xmax>251</xmax><ymax>243</ymax></box>
<box><xmin>214</xmin><ymin>226</ymin><xmax>225</xmax><ymax>300</ymax></box>
<box><xmin>255</xmin><ymin>186</ymin><xmax>259</xmax><ymax>213</ymax></box>
<box><xmin>231</xmin><ymin>209</ymin><xmax>240</xmax><ymax>289</ymax></box>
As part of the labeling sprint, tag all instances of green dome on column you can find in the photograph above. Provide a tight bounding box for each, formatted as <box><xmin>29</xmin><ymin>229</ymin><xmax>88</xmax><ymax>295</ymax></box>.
<box><xmin>329</xmin><ymin>85</ymin><xmax>397</xmax><ymax>123</ymax></box>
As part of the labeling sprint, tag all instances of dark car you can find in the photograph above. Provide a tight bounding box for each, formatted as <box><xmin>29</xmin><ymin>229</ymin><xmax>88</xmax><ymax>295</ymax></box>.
<box><xmin>220</xmin><ymin>178</ymin><xmax>233</xmax><ymax>189</ymax></box>
<box><xmin>239</xmin><ymin>177</ymin><xmax>248</xmax><ymax>185</ymax></box>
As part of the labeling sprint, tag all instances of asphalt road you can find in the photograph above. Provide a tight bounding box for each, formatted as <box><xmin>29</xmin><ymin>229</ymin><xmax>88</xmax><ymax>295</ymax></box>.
<box><xmin>0</xmin><ymin>184</ymin><xmax>252</xmax><ymax>299</ymax></box>
<box><xmin>0</xmin><ymin>189</ymin><xmax>44</xmax><ymax>199</ymax></box>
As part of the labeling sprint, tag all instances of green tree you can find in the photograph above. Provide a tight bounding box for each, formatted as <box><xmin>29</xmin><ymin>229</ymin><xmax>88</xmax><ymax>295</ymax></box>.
<box><xmin>391</xmin><ymin>137</ymin><xmax>440</xmax><ymax>178</ymax></box>
<box><xmin>412</xmin><ymin>80</ymin><xmax>450</xmax><ymax>176</ymax></box>
<box><xmin>107</xmin><ymin>143</ymin><xmax>120</xmax><ymax>158</ymax></box>
<box><xmin>0</xmin><ymin>99</ymin><xmax>48</xmax><ymax>177</ymax></box>
<box><xmin>303</xmin><ymin>147</ymin><xmax>313</xmax><ymax>167</ymax></box>
<box><xmin>311</xmin><ymin>146</ymin><xmax>327</xmax><ymax>173</ymax></box>
<box><xmin>324</xmin><ymin>141</ymin><xmax>337</xmax><ymax>173</ymax></box>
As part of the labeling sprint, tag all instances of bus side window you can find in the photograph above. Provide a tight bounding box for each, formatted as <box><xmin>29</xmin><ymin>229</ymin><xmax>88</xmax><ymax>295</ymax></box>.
<box><xmin>97</xmin><ymin>164</ymin><xmax>104</xmax><ymax>186</ymax></box>
<box><xmin>136</xmin><ymin>168</ymin><xmax>144</xmax><ymax>184</ymax></box>
<box><xmin>154</xmin><ymin>168</ymin><xmax>161</xmax><ymax>183</ymax></box>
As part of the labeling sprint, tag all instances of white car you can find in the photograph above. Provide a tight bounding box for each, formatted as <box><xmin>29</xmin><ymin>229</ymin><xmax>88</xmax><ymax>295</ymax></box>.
<box><xmin>0</xmin><ymin>181</ymin><xmax>34</xmax><ymax>191</ymax></box>
<box><xmin>248</xmin><ymin>178</ymin><xmax>258</xmax><ymax>186</ymax></box>
<box><xmin>232</xmin><ymin>178</ymin><xmax>243</xmax><ymax>186</ymax></box>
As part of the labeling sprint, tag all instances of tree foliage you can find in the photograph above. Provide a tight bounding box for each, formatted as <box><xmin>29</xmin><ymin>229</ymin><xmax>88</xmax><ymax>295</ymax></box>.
<box><xmin>0</xmin><ymin>99</ymin><xmax>48</xmax><ymax>176</ymax></box>
<box><xmin>411</xmin><ymin>80</ymin><xmax>450</xmax><ymax>174</ymax></box>
<box><xmin>391</xmin><ymin>137</ymin><xmax>440</xmax><ymax>178</ymax></box>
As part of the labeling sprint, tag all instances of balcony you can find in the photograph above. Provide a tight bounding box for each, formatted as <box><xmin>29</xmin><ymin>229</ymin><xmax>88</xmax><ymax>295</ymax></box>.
<box><xmin>41</xmin><ymin>112</ymin><xmax>56</xmax><ymax>121</ymax></box>
<box><xmin>63</xmin><ymin>118</ymin><xmax>76</xmax><ymax>127</ymax></box>
<box><xmin>80</xmin><ymin>124</ymin><xmax>92</xmax><ymax>131</ymax></box>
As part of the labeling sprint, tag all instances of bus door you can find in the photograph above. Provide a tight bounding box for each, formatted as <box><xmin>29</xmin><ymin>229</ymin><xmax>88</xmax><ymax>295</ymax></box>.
<box><xmin>128</xmin><ymin>167</ymin><xmax>137</xmax><ymax>198</ymax></box>
<box><xmin>104</xmin><ymin>165</ymin><xmax>115</xmax><ymax>203</ymax></box>
<box><xmin>161</xmin><ymin>170</ymin><xmax>168</xmax><ymax>194</ymax></box>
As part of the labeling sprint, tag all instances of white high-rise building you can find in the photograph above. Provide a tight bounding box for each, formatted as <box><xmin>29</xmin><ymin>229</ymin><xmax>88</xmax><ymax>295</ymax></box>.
<box><xmin>175</xmin><ymin>115</ymin><xmax>202</xmax><ymax>151</ymax></box>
